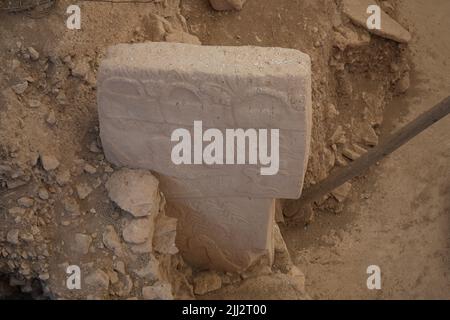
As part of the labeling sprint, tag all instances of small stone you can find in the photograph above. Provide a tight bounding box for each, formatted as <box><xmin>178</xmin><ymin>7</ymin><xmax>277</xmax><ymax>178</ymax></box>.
<box><xmin>83</xmin><ymin>163</ymin><xmax>97</xmax><ymax>174</ymax></box>
<box><xmin>193</xmin><ymin>271</ymin><xmax>222</xmax><ymax>295</ymax></box>
<box><xmin>40</xmin><ymin>154</ymin><xmax>60</xmax><ymax>171</ymax></box>
<box><xmin>122</xmin><ymin>217</ymin><xmax>152</xmax><ymax>244</ymax></box>
<box><xmin>56</xmin><ymin>92</ymin><xmax>67</xmax><ymax>105</ymax></box>
<box><xmin>20</xmin><ymin>233</ymin><xmax>34</xmax><ymax>242</ymax></box>
<box><xmin>11</xmin><ymin>81</ymin><xmax>28</xmax><ymax>94</ymax></box>
<box><xmin>38</xmin><ymin>188</ymin><xmax>49</xmax><ymax>200</ymax></box>
<box><xmin>17</xmin><ymin>197</ymin><xmax>34</xmax><ymax>208</ymax></box>
<box><xmin>7</xmin><ymin>229</ymin><xmax>20</xmax><ymax>245</ymax></box>
<box><xmin>46</xmin><ymin>110</ymin><xmax>56</xmax><ymax>125</ymax></box>
<box><xmin>71</xmin><ymin>59</ymin><xmax>90</xmax><ymax>79</ymax></box>
<box><xmin>153</xmin><ymin>215</ymin><xmax>178</xmax><ymax>255</ymax></box>
<box><xmin>56</xmin><ymin>170</ymin><xmax>71</xmax><ymax>186</ymax></box>
<box><xmin>89</xmin><ymin>141</ymin><xmax>101</xmax><ymax>153</ymax></box>
<box><xmin>28</xmin><ymin>99</ymin><xmax>41</xmax><ymax>108</ymax></box>
<box><xmin>63</xmin><ymin>198</ymin><xmax>80</xmax><ymax>215</ymax></box>
<box><xmin>38</xmin><ymin>273</ymin><xmax>50</xmax><ymax>281</ymax></box>
<box><xmin>102</xmin><ymin>225</ymin><xmax>125</xmax><ymax>257</ymax></box>
<box><xmin>142</xmin><ymin>282</ymin><xmax>173</xmax><ymax>300</ymax></box>
<box><xmin>396</xmin><ymin>72</ymin><xmax>410</xmax><ymax>94</ymax></box>
<box><xmin>330</xmin><ymin>125</ymin><xmax>346</xmax><ymax>145</ymax></box>
<box><xmin>85</xmin><ymin>269</ymin><xmax>110</xmax><ymax>290</ymax></box>
<box><xmin>362</xmin><ymin>126</ymin><xmax>379</xmax><ymax>147</ymax></box>
<box><xmin>72</xmin><ymin>233</ymin><xmax>92</xmax><ymax>254</ymax></box>
<box><xmin>342</xmin><ymin>147</ymin><xmax>361</xmax><ymax>161</ymax></box>
<box><xmin>326</xmin><ymin>103</ymin><xmax>340</xmax><ymax>118</ymax></box>
<box><xmin>134</xmin><ymin>255</ymin><xmax>161</xmax><ymax>282</ymax></box>
<box><xmin>353</xmin><ymin>144</ymin><xmax>367</xmax><ymax>155</ymax></box>
<box><xmin>113</xmin><ymin>261</ymin><xmax>126</xmax><ymax>275</ymax></box>
<box><xmin>76</xmin><ymin>183</ymin><xmax>93</xmax><ymax>200</ymax></box>
<box><xmin>28</xmin><ymin>47</ymin><xmax>40</xmax><ymax>60</ymax></box>
<box><xmin>104</xmin><ymin>165</ymin><xmax>114</xmax><ymax>173</ymax></box>
<box><xmin>331</xmin><ymin>182</ymin><xmax>352</xmax><ymax>202</ymax></box>
<box><xmin>8</xmin><ymin>207</ymin><xmax>25</xmax><ymax>215</ymax></box>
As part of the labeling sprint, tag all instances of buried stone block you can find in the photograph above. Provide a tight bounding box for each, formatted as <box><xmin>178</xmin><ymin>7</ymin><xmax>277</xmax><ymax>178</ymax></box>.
<box><xmin>97</xmin><ymin>42</ymin><xmax>312</xmax><ymax>271</ymax></box>
<box><xmin>167</xmin><ymin>197</ymin><xmax>276</xmax><ymax>272</ymax></box>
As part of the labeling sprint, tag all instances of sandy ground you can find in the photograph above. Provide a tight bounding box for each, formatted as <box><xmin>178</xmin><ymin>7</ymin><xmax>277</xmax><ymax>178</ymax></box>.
<box><xmin>284</xmin><ymin>0</ymin><xmax>450</xmax><ymax>299</ymax></box>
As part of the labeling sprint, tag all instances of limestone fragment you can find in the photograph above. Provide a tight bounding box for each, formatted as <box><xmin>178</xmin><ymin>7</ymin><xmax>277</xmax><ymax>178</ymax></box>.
<box><xmin>361</xmin><ymin>126</ymin><xmax>379</xmax><ymax>147</ymax></box>
<box><xmin>142</xmin><ymin>282</ymin><xmax>173</xmax><ymax>300</ymax></box>
<box><xmin>102</xmin><ymin>225</ymin><xmax>126</xmax><ymax>257</ymax></box>
<box><xmin>28</xmin><ymin>47</ymin><xmax>40</xmax><ymax>60</ymax></box>
<box><xmin>342</xmin><ymin>147</ymin><xmax>361</xmax><ymax>161</ymax></box>
<box><xmin>7</xmin><ymin>229</ymin><xmax>20</xmax><ymax>245</ymax></box>
<box><xmin>64</xmin><ymin>198</ymin><xmax>80</xmax><ymax>215</ymax></box>
<box><xmin>193</xmin><ymin>271</ymin><xmax>222</xmax><ymax>295</ymax></box>
<box><xmin>331</xmin><ymin>182</ymin><xmax>352</xmax><ymax>202</ymax></box>
<box><xmin>134</xmin><ymin>255</ymin><xmax>161</xmax><ymax>282</ymax></box>
<box><xmin>56</xmin><ymin>170</ymin><xmax>71</xmax><ymax>186</ymax></box>
<box><xmin>106</xmin><ymin>168</ymin><xmax>160</xmax><ymax>218</ymax></box>
<box><xmin>38</xmin><ymin>188</ymin><xmax>49</xmax><ymax>200</ymax></box>
<box><xmin>11</xmin><ymin>81</ymin><xmax>28</xmax><ymax>94</ymax></box>
<box><xmin>122</xmin><ymin>217</ymin><xmax>153</xmax><ymax>245</ymax></box>
<box><xmin>17</xmin><ymin>196</ymin><xmax>34</xmax><ymax>208</ymax></box>
<box><xmin>153</xmin><ymin>214</ymin><xmax>178</xmax><ymax>255</ymax></box>
<box><xmin>85</xmin><ymin>269</ymin><xmax>110</xmax><ymax>290</ymax></box>
<box><xmin>342</xmin><ymin>0</ymin><xmax>411</xmax><ymax>43</ymax></box>
<box><xmin>40</xmin><ymin>154</ymin><xmax>60</xmax><ymax>171</ymax></box>
<box><xmin>76</xmin><ymin>183</ymin><xmax>93</xmax><ymax>200</ymax></box>
<box><xmin>83</xmin><ymin>163</ymin><xmax>97</xmax><ymax>174</ymax></box>
<box><xmin>72</xmin><ymin>233</ymin><xmax>92</xmax><ymax>254</ymax></box>
<box><xmin>396</xmin><ymin>72</ymin><xmax>410</xmax><ymax>94</ymax></box>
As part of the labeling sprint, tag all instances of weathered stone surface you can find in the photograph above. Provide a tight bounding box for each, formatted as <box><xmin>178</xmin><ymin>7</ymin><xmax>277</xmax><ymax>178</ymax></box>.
<box><xmin>85</xmin><ymin>269</ymin><xmax>110</xmax><ymax>290</ymax></box>
<box><xmin>142</xmin><ymin>281</ymin><xmax>173</xmax><ymax>300</ymax></box>
<box><xmin>209</xmin><ymin>0</ymin><xmax>247</xmax><ymax>11</ymax></box>
<box><xmin>342</xmin><ymin>0</ymin><xmax>411</xmax><ymax>43</ymax></box>
<box><xmin>40</xmin><ymin>154</ymin><xmax>60</xmax><ymax>171</ymax></box>
<box><xmin>167</xmin><ymin>197</ymin><xmax>275</xmax><ymax>272</ymax></box>
<box><xmin>193</xmin><ymin>271</ymin><xmax>222</xmax><ymax>295</ymax></box>
<box><xmin>134</xmin><ymin>254</ymin><xmax>161</xmax><ymax>282</ymax></box>
<box><xmin>153</xmin><ymin>214</ymin><xmax>178</xmax><ymax>255</ymax></box>
<box><xmin>98</xmin><ymin>43</ymin><xmax>311</xmax><ymax>272</ymax></box>
<box><xmin>98</xmin><ymin>42</ymin><xmax>311</xmax><ymax>200</ymax></box>
<box><xmin>122</xmin><ymin>217</ymin><xmax>153</xmax><ymax>245</ymax></box>
<box><xmin>105</xmin><ymin>168</ymin><xmax>160</xmax><ymax>217</ymax></box>
<box><xmin>102</xmin><ymin>225</ymin><xmax>126</xmax><ymax>257</ymax></box>
<box><xmin>72</xmin><ymin>233</ymin><xmax>92</xmax><ymax>255</ymax></box>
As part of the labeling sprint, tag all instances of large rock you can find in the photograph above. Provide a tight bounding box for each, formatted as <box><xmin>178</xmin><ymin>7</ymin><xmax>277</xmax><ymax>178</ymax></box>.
<box><xmin>98</xmin><ymin>42</ymin><xmax>312</xmax><ymax>271</ymax></box>
<box><xmin>122</xmin><ymin>217</ymin><xmax>154</xmax><ymax>245</ymax></box>
<box><xmin>98</xmin><ymin>42</ymin><xmax>311</xmax><ymax>199</ymax></box>
<box><xmin>105</xmin><ymin>168</ymin><xmax>160</xmax><ymax>218</ymax></box>
<box><xmin>342</xmin><ymin>0</ymin><xmax>411</xmax><ymax>43</ymax></box>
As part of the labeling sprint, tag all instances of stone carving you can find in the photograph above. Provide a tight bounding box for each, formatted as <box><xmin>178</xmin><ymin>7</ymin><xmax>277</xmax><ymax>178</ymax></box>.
<box><xmin>98</xmin><ymin>42</ymin><xmax>311</xmax><ymax>271</ymax></box>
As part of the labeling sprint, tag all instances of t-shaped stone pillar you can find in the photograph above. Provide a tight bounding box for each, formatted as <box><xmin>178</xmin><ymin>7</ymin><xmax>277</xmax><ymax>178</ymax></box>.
<box><xmin>97</xmin><ymin>43</ymin><xmax>311</xmax><ymax>272</ymax></box>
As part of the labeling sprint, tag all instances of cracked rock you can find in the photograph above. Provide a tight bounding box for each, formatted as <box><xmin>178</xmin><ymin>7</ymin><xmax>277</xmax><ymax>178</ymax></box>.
<box><xmin>122</xmin><ymin>217</ymin><xmax>153</xmax><ymax>245</ymax></box>
<box><xmin>106</xmin><ymin>168</ymin><xmax>160</xmax><ymax>218</ymax></box>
